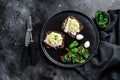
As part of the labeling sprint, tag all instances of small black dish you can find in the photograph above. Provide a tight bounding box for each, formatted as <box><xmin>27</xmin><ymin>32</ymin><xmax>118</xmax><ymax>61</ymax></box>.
<box><xmin>95</xmin><ymin>11</ymin><xmax>111</xmax><ymax>29</ymax></box>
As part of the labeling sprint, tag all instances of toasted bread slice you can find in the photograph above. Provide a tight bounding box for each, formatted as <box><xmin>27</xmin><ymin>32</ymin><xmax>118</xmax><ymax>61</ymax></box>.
<box><xmin>62</xmin><ymin>16</ymin><xmax>84</xmax><ymax>38</ymax></box>
<box><xmin>44</xmin><ymin>31</ymin><xmax>64</xmax><ymax>49</ymax></box>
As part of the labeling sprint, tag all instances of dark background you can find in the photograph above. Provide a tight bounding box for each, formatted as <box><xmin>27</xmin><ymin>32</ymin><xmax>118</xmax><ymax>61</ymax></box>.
<box><xmin>0</xmin><ymin>0</ymin><xmax>120</xmax><ymax>80</ymax></box>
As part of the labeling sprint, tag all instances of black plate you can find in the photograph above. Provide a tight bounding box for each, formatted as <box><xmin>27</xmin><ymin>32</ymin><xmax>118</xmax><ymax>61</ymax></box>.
<box><xmin>40</xmin><ymin>10</ymin><xmax>99</xmax><ymax>68</ymax></box>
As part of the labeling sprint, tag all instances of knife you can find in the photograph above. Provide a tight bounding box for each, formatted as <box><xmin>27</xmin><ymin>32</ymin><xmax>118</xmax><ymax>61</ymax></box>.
<box><xmin>20</xmin><ymin>16</ymin><xmax>34</xmax><ymax>70</ymax></box>
<box><xmin>25</xmin><ymin>16</ymin><xmax>33</xmax><ymax>46</ymax></box>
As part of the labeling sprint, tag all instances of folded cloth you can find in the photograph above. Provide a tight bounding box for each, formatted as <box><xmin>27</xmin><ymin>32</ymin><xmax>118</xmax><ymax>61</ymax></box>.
<box><xmin>75</xmin><ymin>9</ymin><xmax>120</xmax><ymax>80</ymax></box>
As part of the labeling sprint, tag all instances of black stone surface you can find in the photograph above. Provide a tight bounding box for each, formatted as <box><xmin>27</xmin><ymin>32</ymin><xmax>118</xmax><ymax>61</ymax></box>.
<box><xmin>0</xmin><ymin>0</ymin><xmax>120</xmax><ymax>80</ymax></box>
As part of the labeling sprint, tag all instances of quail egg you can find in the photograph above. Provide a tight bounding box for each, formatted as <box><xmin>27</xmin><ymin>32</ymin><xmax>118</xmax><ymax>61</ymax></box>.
<box><xmin>84</xmin><ymin>41</ymin><xmax>90</xmax><ymax>48</ymax></box>
<box><xmin>76</xmin><ymin>34</ymin><xmax>84</xmax><ymax>40</ymax></box>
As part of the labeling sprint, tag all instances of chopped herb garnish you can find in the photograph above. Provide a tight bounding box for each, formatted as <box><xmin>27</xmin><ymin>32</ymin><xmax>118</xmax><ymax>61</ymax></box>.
<box><xmin>54</xmin><ymin>35</ymin><xmax>59</xmax><ymax>40</ymax></box>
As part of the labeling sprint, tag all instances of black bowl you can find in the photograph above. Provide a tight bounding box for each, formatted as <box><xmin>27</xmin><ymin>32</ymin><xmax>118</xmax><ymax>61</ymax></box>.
<box><xmin>95</xmin><ymin>11</ymin><xmax>111</xmax><ymax>29</ymax></box>
<box><xmin>40</xmin><ymin>10</ymin><xmax>99</xmax><ymax>68</ymax></box>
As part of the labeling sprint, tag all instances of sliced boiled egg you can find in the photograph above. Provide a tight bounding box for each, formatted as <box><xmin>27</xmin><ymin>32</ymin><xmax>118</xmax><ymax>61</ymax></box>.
<box><xmin>63</xmin><ymin>17</ymin><xmax>80</xmax><ymax>36</ymax></box>
<box><xmin>44</xmin><ymin>32</ymin><xmax>63</xmax><ymax>48</ymax></box>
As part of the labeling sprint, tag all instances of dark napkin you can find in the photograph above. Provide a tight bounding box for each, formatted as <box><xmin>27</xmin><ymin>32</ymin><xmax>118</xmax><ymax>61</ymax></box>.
<box><xmin>75</xmin><ymin>9</ymin><xmax>120</xmax><ymax>80</ymax></box>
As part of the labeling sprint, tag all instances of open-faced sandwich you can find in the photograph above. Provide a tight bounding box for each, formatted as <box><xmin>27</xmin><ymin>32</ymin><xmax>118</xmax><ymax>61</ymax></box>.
<box><xmin>44</xmin><ymin>31</ymin><xmax>64</xmax><ymax>49</ymax></box>
<box><xmin>62</xmin><ymin>16</ymin><xmax>84</xmax><ymax>38</ymax></box>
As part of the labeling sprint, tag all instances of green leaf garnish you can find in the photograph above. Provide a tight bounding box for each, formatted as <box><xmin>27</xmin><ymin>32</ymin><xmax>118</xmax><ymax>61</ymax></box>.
<box><xmin>95</xmin><ymin>11</ymin><xmax>109</xmax><ymax>28</ymax></box>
